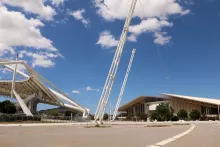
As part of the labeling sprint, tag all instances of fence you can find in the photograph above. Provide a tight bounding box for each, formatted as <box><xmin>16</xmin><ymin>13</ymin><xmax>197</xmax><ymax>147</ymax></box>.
<box><xmin>0</xmin><ymin>114</ymin><xmax>91</xmax><ymax>123</ymax></box>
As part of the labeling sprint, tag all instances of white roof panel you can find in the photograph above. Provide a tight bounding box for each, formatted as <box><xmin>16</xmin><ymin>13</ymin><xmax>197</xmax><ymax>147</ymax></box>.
<box><xmin>161</xmin><ymin>93</ymin><xmax>220</xmax><ymax>105</ymax></box>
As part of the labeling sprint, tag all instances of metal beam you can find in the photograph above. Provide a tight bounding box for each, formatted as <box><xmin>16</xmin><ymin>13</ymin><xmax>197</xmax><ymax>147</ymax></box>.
<box><xmin>95</xmin><ymin>0</ymin><xmax>137</xmax><ymax>123</ymax></box>
<box><xmin>113</xmin><ymin>49</ymin><xmax>136</xmax><ymax>121</ymax></box>
<box><xmin>13</xmin><ymin>89</ymin><xmax>33</xmax><ymax>116</ymax></box>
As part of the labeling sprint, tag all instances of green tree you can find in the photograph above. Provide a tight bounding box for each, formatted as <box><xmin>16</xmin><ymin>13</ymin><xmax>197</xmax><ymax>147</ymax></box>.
<box><xmin>103</xmin><ymin>113</ymin><xmax>108</xmax><ymax>120</ymax></box>
<box><xmin>177</xmin><ymin>109</ymin><xmax>188</xmax><ymax>120</ymax></box>
<box><xmin>149</xmin><ymin>103</ymin><xmax>173</xmax><ymax>121</ymax></box>
<box><xmin>126</xmin><ymin>114</ymin><xmax>134</xmax><ymax>120</ymax></box>
<box><xmin>47</xmin><ymin>110</ymin><xmax>61</xmax><ymax>116</ymax></box>
<box><xmin>150</xmin><ymin>111</ymin><xmax>157</xmax><ymax>121</ymax></box>
<box><xmin>0</xmin><ymin>100</ymin><xmax>16</xmax><ymax>114</ymax></box>
<box><xmin>90</xmin><ymin>114</ymin><xmax>94</xmax><ymax>120</ymax></box>
<box><xmin>156</xmin><ymin>103</ymin><xmax>172</xmax><ymax>121</ymax></box>
<box><xmin>65</xmin><ymin>111</ymin><xmax>75</xmax><ymax>116</ymax></box>
<box><xmin>189</xmin><ymin>109</ymin><xmax>201</xmax><ymax>120</ymax></box>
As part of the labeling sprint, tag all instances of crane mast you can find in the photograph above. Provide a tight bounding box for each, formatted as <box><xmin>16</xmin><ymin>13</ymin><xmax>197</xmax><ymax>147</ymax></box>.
<box><xmin>94</xmin><ymin>0</ymin><xmax>137</xmax><ymax>123</ymax></box>
<box><xmin>112</xmin><ymin>48</ymin><xmax>136</xmax><ymax>121</ymax></box>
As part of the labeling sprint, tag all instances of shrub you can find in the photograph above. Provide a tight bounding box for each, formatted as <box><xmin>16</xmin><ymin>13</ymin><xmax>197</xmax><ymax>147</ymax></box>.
<box><xmin>126</xmin><ymin>114</ymin><xmax>133</xmax><ymax>120</ymax></box>
<box><xmin>0</xmin><ymin>114</ymin><xmax>41</xmax><ymax>122</ymax></box>
<box><xmin>189</xmin><ymin>109</ymin><xmax>201</xmax><ymax>120</ymax></box>
<box><xmin>103</xmin><ymin>113</ymin><xmax>108</xmax><ymax>120</ymax></box>
<box><xmin>90</xmin><ymin>115</ymin><xmax>94</xmax><ymax>120</ymax></box>
<box><xmin>177</xmin><ymin>109</ymin><xmax>188</xmax><ymax>120</ymax></box>
<box><xmin>139</xmin><ymin>113</ymin><xmax>148</xmax><ymax>121</ymax></box>
<box><xmin>150</xmin><ymin>111</ymin><xmax>158</xmax><ymax>121</ymax></box>
<box><xmin>171</xmin><ymin>115</ymin><xmax>179</xmax><ymax>121</ymax></box>
<box><xmin>47</xmin><ymin>110</ymin><xmax>61</xmax><ymax>116</ymax></box>
<box><xmin>0</xmin><ymin>100</ymin><xmax>16</xmax><ymax>114</ymax></box>
<box><xmin>155</xmin><ymin>103</ymin><xmax>172</xmax><ymax>121</ymax></box>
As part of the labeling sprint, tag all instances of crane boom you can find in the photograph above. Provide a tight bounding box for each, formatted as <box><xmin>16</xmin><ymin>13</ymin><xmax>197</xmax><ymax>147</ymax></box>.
<box><xmin>94</xmin><ymin>0</ymin><xmax>137</xmax><ymax>122</ymax></box>
<box><xmin>112</xmin><ymin>49</ymin><xmax>136</xmax><ymax>121</ymax></box>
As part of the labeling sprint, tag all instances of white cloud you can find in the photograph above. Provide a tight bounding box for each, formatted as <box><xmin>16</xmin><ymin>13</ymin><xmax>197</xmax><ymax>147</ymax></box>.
<box><xmin>128</xmin><ymin>18</ymin><xmax>173</xmax><ymax>42</ymax></box>
<box><xmin>70</xmin><ymin>9</ymin><xmax>89</xmax><ymax>27</ymax></box>
<box><xmin>1</xmin><ymin>0</ymin><xmax>56</xmax><ymax>21</ymax></box>
<box><xmin>0</xmin><ymin>6</ymin><xmax>57</xmax><ymax>57</ymax></box>
<box><xmin>86</xmin><ymin>86</ymin><xmax>100</xmax><ymax>92</ymax></box>
<box><xmin>93</xmin><ymin>0</ymin><xmax>189</xmax><ymax>21</ymax></box>
<box><xmin>19</xmin><ymin>50</ymin><xmax>61</xmax><ymax>68</ymax></box>
<box><xmin>129</xmin><ymin>18</ymin><xmax>173</xmax><ymax>35</ymax></box>
<box><xmin>154</xmin><ymin>32</ymin><xmax>172</xmax><ymax>45</ymax></box>
<box><xmin>94</xmin><ymin>0</ymin><xmax>189</xmax><ymax>45</ymax></box>
<box><xmin>51</xmin><ymin>0</ymin><xmax>64</xmax><ymax>7</ymax></box>
<box><xmin>72</xmin><ymin>90</ymin><xmax>80</xmax><ymax>94</ymax></box>
<box><xmin>127</xmin><ymin>34</ymin><xmax>137</xmax><ymax>42</ymax></box>
<box><xmin>96</xmin><ymin>31</ymin><xmax>118</xmax><ymax>48</ymax></box>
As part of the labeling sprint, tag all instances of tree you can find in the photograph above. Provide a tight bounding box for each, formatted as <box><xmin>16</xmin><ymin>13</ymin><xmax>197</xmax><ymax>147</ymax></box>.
<box><xmin>150</xmin><ymin>111</ymin><xmax>157</xmax><ymax>121</ymax></box>
<box><xmin>149</xmin><ymin>103</ymin><xmax>173</xmax><ymax>121</ymax></box>
<box><xmin>47</xmin><ymin>110</ymin><xmax>61</xmax><ymax>116</ymax></box>
<box><xmin>156</xmin><ymin>103</ymin><xmax>172</xmax><ymax>121</ymax></box>
<box><xmin>65</xmin><ymin>111</ymin><xmax>75</xmax><ymax>116</ymax></box>
<box><xmin>189</xmin><ymin>109</ymin><xmax>201</xmax><ymax>120</ymax></box>
<box><xmin>171</xmin><ymin>115</ymin><xmax>179</xmax><ymax>121</ymax></box>
<box><xmin>0</xmin><ymin>100</ymin><xmax>16</xmax><ymax>114</ymax></box>
<box><xmin>126</xmin><ymin>114</ymin><xmax>134</xmax><ymax>120</ymax></box>
<box><xmin>177</xmin><ymin>109</ymin><xmax>188</xmax><ymax>120</ymax></box>
<box><xmin>103</xmin><ymin>113</ymin><xmax>108</xmax><ymax>120</ymax></box>
<box><xmin>90</xmin><ymin>114</ymin><xmax>94</xmax><ymax>120</ymax></box>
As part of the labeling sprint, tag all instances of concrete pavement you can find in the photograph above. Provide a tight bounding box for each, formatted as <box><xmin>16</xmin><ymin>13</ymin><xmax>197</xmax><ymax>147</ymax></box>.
<box><xmin>164</xmin><ymin>122</ymin><xmax>220</xmax><ymax>147</ymax></box>
<box><xmin>0</xmin><ymin>124</ymin><xmax>190</xmax><ymax>147</ymax></box>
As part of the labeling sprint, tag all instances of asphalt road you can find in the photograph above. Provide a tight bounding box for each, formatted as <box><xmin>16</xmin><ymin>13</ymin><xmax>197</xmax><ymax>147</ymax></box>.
<box><xmin>0</xmin><ymin>124</ymin><xmax>189</xmax><ymax>147</ymax></box>
<box><xmin>164</xmin><ymin>122</ymin><xmax>220</xmax><ymax>147</ymax></box>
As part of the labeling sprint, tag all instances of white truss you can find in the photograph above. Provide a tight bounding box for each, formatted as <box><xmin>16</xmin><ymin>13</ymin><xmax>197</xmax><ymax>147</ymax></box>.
<box><xmin>112</xmin><ymin>49</ymin><xmax>136</xmax><ymax>121</ymax></box>
<box><xmin>0</xmin><ymin>59</ymin><xmax>89</xmax><ymax>116</ymax></box>
<box><xmin>94</xmin><ymin>0</ymin><xmax>137</xmax><ymax>122</ymax></box>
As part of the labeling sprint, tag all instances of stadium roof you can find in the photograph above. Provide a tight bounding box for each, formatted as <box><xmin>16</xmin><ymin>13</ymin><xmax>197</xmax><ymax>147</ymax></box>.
<box><xmin>0</xmin><ymin>59</ymin><xmax>88</xmax><ymax>115</ymax></box>
<box><xmin>118</xmin><ymin>96</ymin><xmax>166</xmax><ymax>111</ymax></box>
<box><xmin>0</xmin><ymin>76</ymin><xmax>62</xmax><ymax>106</ymax></box>
<box><xmin>161</xmin><ymin>93</ymin><xmax>220</xmax><ymax>106</ymax></box>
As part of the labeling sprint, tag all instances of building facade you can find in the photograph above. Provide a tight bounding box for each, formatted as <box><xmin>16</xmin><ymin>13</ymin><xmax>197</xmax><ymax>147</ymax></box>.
<box><xmin>118</xmin><ymin>93</ymin><xmax>220</xmax><ymax>119</ymax></box>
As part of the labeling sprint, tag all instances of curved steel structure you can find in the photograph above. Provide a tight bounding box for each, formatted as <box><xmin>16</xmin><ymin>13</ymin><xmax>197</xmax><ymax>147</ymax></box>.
<box><xmin>0</xmin><ymin>59</ymin><xmax>89</xmax><ymax>117</ymax></box>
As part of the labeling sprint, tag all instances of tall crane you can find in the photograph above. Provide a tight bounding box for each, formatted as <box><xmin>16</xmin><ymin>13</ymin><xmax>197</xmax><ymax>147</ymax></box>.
<box><xmin>94</xmin><ymin>0</ymin><xmax>137</xmax><ymax>123</ymax></box>
<box><xmin>112</xmin><ymin>48</ymin><xmax>136</xmax><ymax>121</ymax></box>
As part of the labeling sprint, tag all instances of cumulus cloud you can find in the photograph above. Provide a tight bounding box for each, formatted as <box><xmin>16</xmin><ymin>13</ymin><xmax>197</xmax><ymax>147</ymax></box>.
<box><xmin>70</xmin><ymin>9</ymin><xmax>89</xmax><ymax>27</ymax></box>
<box><xmin>0</xmin><ymin>6</ymin><xmax>57</xmax><ymax>57</ymax></box>
<box><xmin>51</xmin><ymin>0</ymin><xmax>64</xmax><ymax>7</ymax></box>
<box><xmin>154</xmin><ymin>32</ymin><xmax>172</xmax><ymax>45</ymax></box>
<box><xmin>1</xmin><ymin>0</ymin><xmax>56</xmax><ymax>21</ymax></box>
<box><xmin>72</xmin><ymin>90</ymin><xmax>80</xmax><ymax>94</ymax></box>
<box><xmin>128</xmin><ymin>18</ymin><xmax>173</xmax><ymax>42</ymax></box>
<box><xmin>85</xmin><ymin>86</ymin><xmax>100</xmax><ymax>92</ymax></box>
<box><xmin>96</xmin><ymin>31</ymin><xmax>118</xmax><ymax>48</ymax></box>
<box><xmin>94</xmin><ymin>0</ymin><xmax>189</xmax><ymax>45</ymax></box>
<box><xmin>93</xmin><ymin>0</ymin><xmax>189</xmax><ymax>21</ymax></box>
<box><xmin>19</xmin><ymin>50</ymin><xmax>61</xmax><ymax>68</ymax></box>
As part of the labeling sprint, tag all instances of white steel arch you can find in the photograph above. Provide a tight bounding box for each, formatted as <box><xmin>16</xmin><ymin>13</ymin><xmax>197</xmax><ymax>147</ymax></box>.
<box><xmin>112</xmin><ymin>48</ymin><xmax>136</xmax><ymax>121</ymax></box>
<box><xmin>0</xmin><ymin>59</ymin><xmax>89</xmax><ymax>116</ymax></box>
<box><xmin>94</xmin><ymin>0</ymin><xmax>137</xmax><ymax>123</ymax></box>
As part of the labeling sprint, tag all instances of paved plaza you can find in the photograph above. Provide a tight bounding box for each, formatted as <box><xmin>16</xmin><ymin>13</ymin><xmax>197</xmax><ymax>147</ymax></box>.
<box><xmin>0</xmin><ymin>122</ymin><xmax>219</xmax><ymax>147</ymax></box>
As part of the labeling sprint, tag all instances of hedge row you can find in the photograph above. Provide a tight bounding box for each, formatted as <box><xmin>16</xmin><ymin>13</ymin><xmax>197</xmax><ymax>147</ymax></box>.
<box><xmin>0</xmin><ymin>115</ymin><xmax>41</xmax><ymax>122</ymax></box>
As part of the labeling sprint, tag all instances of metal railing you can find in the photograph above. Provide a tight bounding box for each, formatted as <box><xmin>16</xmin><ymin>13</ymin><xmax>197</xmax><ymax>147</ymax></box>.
<box><xmin>0</xmin><ymin>114</ymin><xmax>91</xmax><ymax>123</ymax></box>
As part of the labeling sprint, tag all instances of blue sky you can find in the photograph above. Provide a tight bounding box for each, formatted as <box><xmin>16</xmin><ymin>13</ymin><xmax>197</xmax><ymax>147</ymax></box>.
<box><xmin>0</xmin><ymin>0</ymin><xmax>220</xmax><ymax>113</ymax></box>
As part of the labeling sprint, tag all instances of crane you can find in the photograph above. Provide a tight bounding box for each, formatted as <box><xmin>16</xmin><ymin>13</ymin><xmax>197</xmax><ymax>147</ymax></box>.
<box><xmin>94</xmin><ymin>0</ymin><xmax>137</xmax><ymax>123</ymax></box>
<box><xmin>112</xmin><ymin>48</ymin><xmax>136</xmax><ymax>121</ymax></box>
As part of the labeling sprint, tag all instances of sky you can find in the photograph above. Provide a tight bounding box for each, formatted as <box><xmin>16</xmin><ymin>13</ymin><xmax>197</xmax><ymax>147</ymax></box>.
<box><xmin>0</xmin><ymin>0</ymin><xmax>220</xmax><ymax>113</ymax></box>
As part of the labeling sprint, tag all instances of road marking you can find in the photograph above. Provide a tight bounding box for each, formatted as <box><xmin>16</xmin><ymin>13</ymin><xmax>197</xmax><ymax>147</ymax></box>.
<box><xmin>147</xmin><ymin>124</ymin><xmax>195</xmax><ymax>147</ymax></box>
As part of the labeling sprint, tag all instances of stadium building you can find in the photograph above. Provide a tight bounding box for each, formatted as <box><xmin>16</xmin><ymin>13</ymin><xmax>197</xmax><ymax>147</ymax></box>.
<box><xmin>118</xmin><ymin>93</ymin><xmax>220</xmax><ymax>119</ymax></box>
